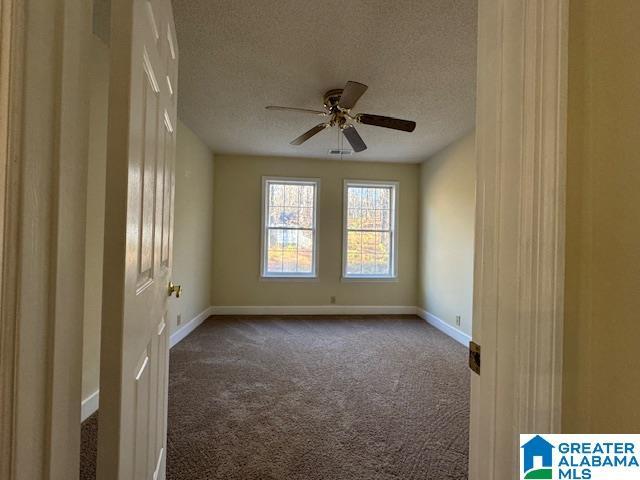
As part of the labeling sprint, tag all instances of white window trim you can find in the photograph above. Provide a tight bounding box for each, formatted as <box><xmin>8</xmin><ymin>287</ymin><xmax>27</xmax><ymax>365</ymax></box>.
<box><xmin>260</xmin><ymin>176</ymin><xmax>320</xmax><ymax>279</ymax></box>
<box><xmin>341</xmin><ymin>179</ymin><xmax>399</xmax><ymax>281</ymax></box>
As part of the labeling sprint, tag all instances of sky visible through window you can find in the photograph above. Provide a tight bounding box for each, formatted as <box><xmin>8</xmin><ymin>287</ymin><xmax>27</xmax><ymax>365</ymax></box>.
<box><xmin>265</xmin><ymin>181</ymin><xmax>316</xmax><ymax>275</ymax></box>
<box><xmin>345</xmin><ymin>185</ymin><xmax>394</xmax><ymax>277</ymax></box>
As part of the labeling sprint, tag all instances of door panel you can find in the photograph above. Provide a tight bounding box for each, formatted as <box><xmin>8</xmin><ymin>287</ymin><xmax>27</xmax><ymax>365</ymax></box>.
<box><xmin>138</xmin><ymin>51</ymin><xmax>160</xmax><ymax>290</ymax></box>
<box><xmin>98</xmin><ymin>0</ymin><xmax>177</xmax><ymax>478</ymax></box>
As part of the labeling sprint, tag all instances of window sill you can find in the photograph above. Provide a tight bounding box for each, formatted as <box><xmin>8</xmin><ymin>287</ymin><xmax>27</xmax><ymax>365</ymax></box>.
<box><xmin>260</xmin><ymin>275</ymin><xmax>319</xmax><ymax>283</ymax></box>
<box><xmin>341</xmin><ymin>276</ymin><xmax>399</xmax><ymax>283</ymax></box>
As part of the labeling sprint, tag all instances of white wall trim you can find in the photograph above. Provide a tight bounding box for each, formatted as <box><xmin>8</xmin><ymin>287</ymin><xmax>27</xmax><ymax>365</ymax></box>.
<box><xmin>469</xmin><ymin>0</ymin><xmax>568</xmax><ymax>478</ymax></box>
<box><xmin>0</xmin><ymin>0</ymin><xmax>92</xmax><ymax>478</ymax></box>
<box><xmin>170</xmin><ymin>306</ymin><xmax>215</xmax><ymax>348</ymax></box>
<box><xmin>211</xmin><ymin>305</ymin><xmax>417</xmax><ymax>316</ymax></box>
<box><xmin>81</xmin><ymin>390</ymin><xmax>100</xmax><ymax>422</ymax></box>
<box><xmin>415</xmin><ymin>309</ymin><xmax>471</xmax><ymax>347</ymax></box>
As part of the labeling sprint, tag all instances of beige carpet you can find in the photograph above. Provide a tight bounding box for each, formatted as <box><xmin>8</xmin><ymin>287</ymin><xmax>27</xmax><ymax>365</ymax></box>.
<box><xmin>82</xmin><ymin>315</ymin><xmax>470</xmax><ymax>479</ymax></box>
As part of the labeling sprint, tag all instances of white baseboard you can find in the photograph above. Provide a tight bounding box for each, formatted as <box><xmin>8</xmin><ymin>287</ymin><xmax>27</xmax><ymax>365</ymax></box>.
<box><xmin>415</xmin><ymin>308</ymin><xmax>471</xmax><ymax>347</ymax></box>
<box><xmin>170</xmin><ymin>306</ymin><xmax>214</xmax><ymax>348</ymax></box>
<box><xmin>211</xmin><ymin>305</ymin><xmax>417</xmax><ymax>316</ymax></box>
<box><xmin>81</xmin><ymin>389</ymin><xmax>99</xmax><ymax>422</ymax></box>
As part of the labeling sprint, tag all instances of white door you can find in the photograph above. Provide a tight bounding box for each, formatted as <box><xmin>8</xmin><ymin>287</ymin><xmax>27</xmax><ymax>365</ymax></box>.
<box><xmin>97</xmin><ymin>0</ymin><xmax>178</xmax><ymax>478</ymax></box>
<box><xmin>468</xmin><ymin>0</ymin><xmax>567</xmax><ymax>478</ymax></box>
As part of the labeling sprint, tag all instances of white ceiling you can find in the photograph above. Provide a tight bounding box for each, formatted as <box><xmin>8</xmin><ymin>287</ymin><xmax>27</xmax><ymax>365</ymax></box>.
<box><xmin>172</xmin><ymin>0</ymin><xmax>477</xmax><ymax>163</ymax></box>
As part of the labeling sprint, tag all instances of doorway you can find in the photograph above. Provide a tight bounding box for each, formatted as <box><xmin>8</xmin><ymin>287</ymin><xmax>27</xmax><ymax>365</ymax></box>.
<box><xmin>1</xmin><ymin>0</ymin><xmax>567</xmax><ymax>479</ymax></box>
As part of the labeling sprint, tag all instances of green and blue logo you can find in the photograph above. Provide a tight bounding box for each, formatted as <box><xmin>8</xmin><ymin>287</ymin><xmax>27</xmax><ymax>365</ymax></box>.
<box><xmin>520</xmin><ymin>434</ymin><xmax>640</xmax><ymax>479</ymax></box>
<box><xmin>521</xmin><ymin>435</ymin><xmax>554</xmax><ymax>479</ymax></box>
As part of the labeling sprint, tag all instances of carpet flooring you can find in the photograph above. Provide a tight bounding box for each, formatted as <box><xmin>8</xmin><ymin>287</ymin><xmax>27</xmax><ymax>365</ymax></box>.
<box><xmin>81</xmin><ymin>315</ymin><xmax>470</xmax><ymax>479</ymax></box>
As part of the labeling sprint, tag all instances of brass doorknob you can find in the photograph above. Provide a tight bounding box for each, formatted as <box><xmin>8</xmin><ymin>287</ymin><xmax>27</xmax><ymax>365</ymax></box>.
<box><xmin>168</xmin><ymin>282</ymin><xmax>182</xmax><ymax>298</ymax></box>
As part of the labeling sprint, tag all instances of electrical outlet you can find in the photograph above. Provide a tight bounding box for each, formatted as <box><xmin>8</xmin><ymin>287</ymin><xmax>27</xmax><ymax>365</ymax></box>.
<box><xmin>177</xmin><ymin>313</ymin><xmax>182</xmax><ymax>325</ymax></box>
<box><xmin>330</xmin><ymin>296</ymin><xmax>336</xmax><ymax>304</ymax></box>
<box><xmin>456</xmin><ymin>315</ymin><xmax>461</xmax><ymax>326</ymax></box>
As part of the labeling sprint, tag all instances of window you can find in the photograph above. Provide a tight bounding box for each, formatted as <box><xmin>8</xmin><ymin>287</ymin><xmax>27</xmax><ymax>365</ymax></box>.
<box><xmin>261</xmin><ymin>177</ymin><xmax>319</xmax><ymax>278</ymax></box>
<box><xmin>343</xmin><ymin>180</ymin><xmax>398</xmax><ymax>279</ymax></box>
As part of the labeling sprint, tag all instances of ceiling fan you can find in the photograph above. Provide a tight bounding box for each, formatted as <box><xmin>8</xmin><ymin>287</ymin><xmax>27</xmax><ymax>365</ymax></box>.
<box><xmin>265</xmin><ymin>81</ymin><xmax>416</xmax><ymax>153</ymax></box>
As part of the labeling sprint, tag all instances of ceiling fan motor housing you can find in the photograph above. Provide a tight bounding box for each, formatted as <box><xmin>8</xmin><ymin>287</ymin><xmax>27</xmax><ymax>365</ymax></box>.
<box><xmin>323</xmin><ymin>89</ymin><xmax>345</xmax><ymax>111</ymax></box>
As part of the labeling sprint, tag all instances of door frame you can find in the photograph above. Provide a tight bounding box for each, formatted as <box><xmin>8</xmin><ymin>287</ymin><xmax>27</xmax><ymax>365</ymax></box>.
<box><xmin>0</xmin><ymin>0</ymin><xmax>568</xmax><ymax>478</ymax></box>
<box><xmin>0</xmin><ymin>0</ymin><xmax>91</xmax><ymax>478</ymax></box>
<box><xmin>469</xmin><ymin>0</ymin><xmax>568</xmax><ymax>478</ymax></box>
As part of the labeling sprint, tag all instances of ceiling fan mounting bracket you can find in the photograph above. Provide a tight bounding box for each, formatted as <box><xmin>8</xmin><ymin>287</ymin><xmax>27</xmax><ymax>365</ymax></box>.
<box><xmin>323</xmin><ymin>89</ymin><xmax>344</xmax><ymax>111</ymax></box>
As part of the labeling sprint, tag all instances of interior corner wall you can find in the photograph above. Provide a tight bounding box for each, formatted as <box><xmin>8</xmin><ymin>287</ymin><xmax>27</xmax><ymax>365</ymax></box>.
<box><xmin>563</xmin><ymin>0</ymin><xmax>640</xmax><ymax>433</ymax></box>
<box><xmin>211</xmin><ymin>155</ymin><xmax>419</xmax><ymax>307</ymax></box>
<box><xmin>81</xmin><ymin>35</ymin><xmax>109</xmax><ymax>402</ymax></box>
<box><xmin>417</xmin><ymin>132</ymin><xmax>475</xmax><ymax>336</ymax></box>
<box><xmin>167</xmin><ymin>121</ymin><xmax>215</xmax><ymax>335</ymax></box>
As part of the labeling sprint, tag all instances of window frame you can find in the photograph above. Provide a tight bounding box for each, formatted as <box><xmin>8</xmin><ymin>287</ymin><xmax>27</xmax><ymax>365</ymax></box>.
<box><xmin>341</xmin><ymin>179</ymin><xmax>399</xmax><ymax>281</ymax></box>
<box><xmin>260</xmin><ymin>176</ymin><xmax>320</xmax><ymax>279</ymax></box>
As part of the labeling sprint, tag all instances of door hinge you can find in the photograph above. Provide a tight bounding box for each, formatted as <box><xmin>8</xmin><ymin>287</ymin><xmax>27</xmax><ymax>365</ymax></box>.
<box><xmin>469</xmin><ymin>341</ymin><xmax>481</xmax><ymax>375</ymax></box>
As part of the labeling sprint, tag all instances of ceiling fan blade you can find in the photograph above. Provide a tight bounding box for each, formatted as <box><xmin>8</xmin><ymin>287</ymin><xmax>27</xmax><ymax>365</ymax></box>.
<box><xmin>338</xmin><ymin>81</ymin><xmax>368</xmax><ymax>110</ymax></box>
<box><xmin>341</xmin><ymin>125</ymin><xmax>367</xmax><ymax>152</ymax></box>
<box><xmin>357</xmin><ymin>113</ymin><xmax>416</xmax><ymax>132</ymax></box>
<box><xmin>266</xmin><ymin>106</ymin><xmax>327</xmax><ymax>116</ymax></box>
<box><xmin>290</xmin><ymin>123</ymin><xmax>329</xmax><ymax>145</ymax></box>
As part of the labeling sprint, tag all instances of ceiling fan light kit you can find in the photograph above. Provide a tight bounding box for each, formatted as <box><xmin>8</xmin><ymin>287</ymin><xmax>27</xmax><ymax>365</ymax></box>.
<box><xmin>266</xmin><ymin>81</ymin><xmax>417</xmax><ymax>153</ymax></box>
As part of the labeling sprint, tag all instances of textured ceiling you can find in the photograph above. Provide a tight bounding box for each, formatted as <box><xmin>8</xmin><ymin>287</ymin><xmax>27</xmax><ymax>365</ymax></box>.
<box><xmin>172</xmin><ymin>0</ymin><xmax>477</xmax><ymax>163</ymax></box>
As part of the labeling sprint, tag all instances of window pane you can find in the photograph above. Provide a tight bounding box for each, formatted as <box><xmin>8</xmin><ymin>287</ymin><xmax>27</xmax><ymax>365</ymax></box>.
<box><xmin>376</xmin><ymin>188</ymin><xmax>390</xmax><ymax>209</ymax></box>
<box><xmin>361</xmin><ymin>231</ymin><xmax>376</xmax><ymax>255</ymax></box>
<box><xmin>346</xmin><ymin>231</ymin><xmax>362</xmax><ymax>274</ymax></box>
<box><xmin>373</xmin><ymin>209</ymin><xmax>383</xmax><ymax>230</ymax></box>
<box><xmin>346</xmin><ymin>252</ymin><xmax>362</xmax><ymax>275</ymax></box>
<box><xmin>268</xmin><ymin>228</ymin><xmax>284</xmax><ymax>249</ymax></box>
<box><xmin>282</xmin><ymin>230</ymin><xmax>298</xmax><ymax>272</ymax></box>
<box><xmin>375</xmin><ymin>254</ymin><xmax>390</xmax><ymax>274</ymax></box>
<box><xmin>297</xmin><ymin>249</ymin><xmax>312</xmax><ymax>273</ymax></box>
<box><xmin>361</xmin><ymin>208</ymin><xmax>376</xmax><ymax>229</ymax></box>
<box><xmin>281</xmin><ymin>207</ymin><xmax>299</xmax><ymax>227</ymax></box>
<box><xmin>269</xmin><ymin>184</ymin><xmax>285</xmax><ymax>207</ymax></box>
<box><xmin>268</xmin><ymin>206</ymin><xmax>283</xmax><ymax>227</ymax></box>
<box><xmin>347</xmin><ymin>231</ymin><xmax>362</xmax><ymax>253</ymax></box>
<box><xmin>362</xmin><ymin>253</ymin><xmax>376</xmax><ymax>274</ymax></box>
<box><xmin>347</xmin><ymin>208</ymin><xmax>361</xmax><ymax>229</ymax></box>
<box><xmin>363</xmin><ymin>188</ymin><xmax>376</xmax><ymax>209</ymax></box>
<box><xmin>380</xmin><ymin>209</ymin><xmax>390</xmax><ymax>230</ymax></box>
<box><xmin>298</xmin><ymin>229</ymin><xmax>313</xmax><ymax>252</ymax></box>
<box><xmin>299</xmin><ymin>207</ymin><xmax>313</xmax><ymax>228</ymax></box>
<box><xmin>379</xmin><ymin>231</ymin><xmax>391</xmax><ymax>256</ymax></box>
<box><xmin>267</xmin><ymin>250</ymin><xmax>283</xmax><ymax>272</ymax></box>
<box><xmin>300</xmin><ymin>185</ymin><xmax>314</xmax><ymax>207</ymax></box>
<box><xmin>348</xmin><ymin>187</ymin><xmax>362</xmax><ymax>209</ymax></box>
<box><xmin>297</xmin><ymin>229</ymin><xmax>313</xmax><ymax>273</ymax></box>
<box><xmin>266</xmin><ymin>229</ymin><xmax>283</xmax><ymax>273</ymax></box>
<box><xmin>284</xmin><ymin>184</ymin><xmax>300</xmax><ymax>207</ymax></box>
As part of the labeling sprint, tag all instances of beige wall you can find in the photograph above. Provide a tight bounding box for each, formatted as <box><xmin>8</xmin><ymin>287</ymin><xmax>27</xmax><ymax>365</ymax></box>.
<box><xmin>82</xmin><ymin>36</ymin><xmax>109</xmax><ymax>401</ymax></box>
<box><xmin>167</xmin><ymin>122</ymin><xmax>215</xmax><ymax>334</ymax></box>
<box><xmin>564</xmin><ymin>0</ymin><xmax>640</xmax><ymax>432</ymax></box>
<box><xmin>417</xmin><ymin>132</ymin><xmax>475</xmax><ymax>335</ymax></box>
<box><xmin>212</xmin><ymin>155</ymin><xmax>419</xmax><ymax>306</ymax></box>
